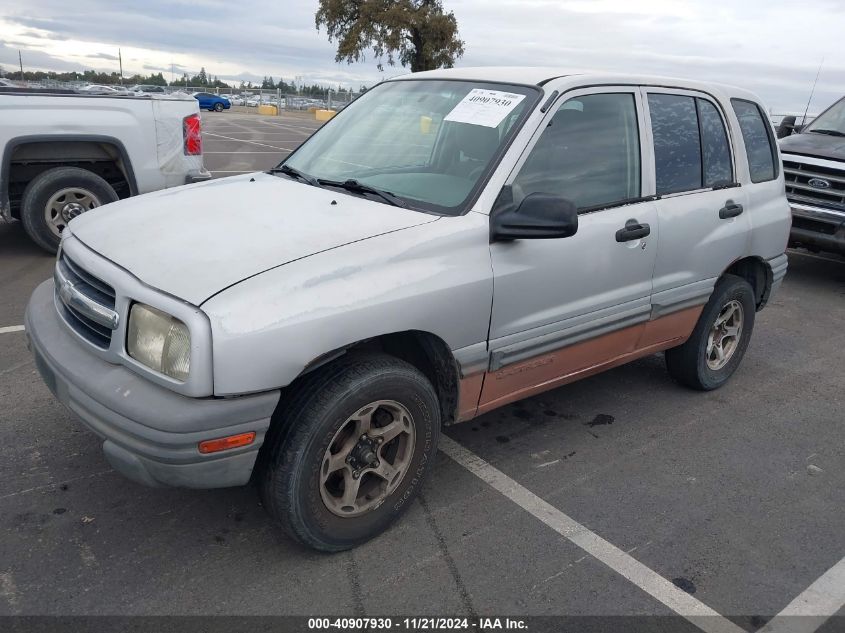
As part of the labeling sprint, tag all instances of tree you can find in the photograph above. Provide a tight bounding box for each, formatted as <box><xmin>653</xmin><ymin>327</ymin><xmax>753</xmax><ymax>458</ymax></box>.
<box><xmin>315</xmin><ymin>0</ymin><xmax>464</xmax><ymax>73</ymax></box>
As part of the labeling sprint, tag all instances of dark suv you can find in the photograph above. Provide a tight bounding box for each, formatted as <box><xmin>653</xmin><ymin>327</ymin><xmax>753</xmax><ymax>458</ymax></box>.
<box><xmin>779</xmin><ymin>96</ymin><xmax>845</xmax><ymax>255</ymax></box>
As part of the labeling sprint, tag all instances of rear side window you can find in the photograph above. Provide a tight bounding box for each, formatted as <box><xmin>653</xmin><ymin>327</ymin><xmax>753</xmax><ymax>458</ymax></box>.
<box><xmin>649</xmin><ymin>93</ymin><xmax>735</xmax><ymax>195</ymax></box>
<box><xmin>698</xmin><ymin>99</ymin><xmax>733</xmax><ymax>187</ymax></box>
<box><xmin>649</xmin><ymin>94</ymin><xmax>702</xmax><ymax>195</ymax></box>
<box><xmin>731</xmin><ymin>99</ymin><xmax>777</xmax><ymax>183</ymax></box>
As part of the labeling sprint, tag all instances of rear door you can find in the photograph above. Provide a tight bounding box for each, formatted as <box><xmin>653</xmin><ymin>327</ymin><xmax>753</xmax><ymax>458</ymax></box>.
<box><xmin>642</xmin><ymin>88</ymin><xmax>751</xmax><ymax>317</ymax></box>
<box><xmin>483</xmin><ymin>87</ymin><xmax>659</xmax><ymax>411</ymax></box>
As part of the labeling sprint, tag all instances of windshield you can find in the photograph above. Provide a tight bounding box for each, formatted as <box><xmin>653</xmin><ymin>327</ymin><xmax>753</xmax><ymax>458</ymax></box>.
<box><xmin>804</xmin><ymin>96</ymin><xmax>845</xmax><ymax>135</ymax></box>
<box><xmin>280</xmin><ymin>79</ymin><xmax>539</xmax><ymax>215</ymax></box>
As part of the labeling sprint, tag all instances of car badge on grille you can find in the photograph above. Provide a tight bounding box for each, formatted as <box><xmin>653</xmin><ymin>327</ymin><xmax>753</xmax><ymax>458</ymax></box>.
<box><xmin>808</xmin><ymin>178</ymin><xmax>831</xmax><ymax>190</ymax></box>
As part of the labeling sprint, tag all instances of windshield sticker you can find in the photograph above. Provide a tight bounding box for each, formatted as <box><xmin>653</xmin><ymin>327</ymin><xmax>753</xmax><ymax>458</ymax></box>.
<box><xmin>444</xmin><ymin>89</ymin><xmax>526</xmax><ymax>128</ymax></box>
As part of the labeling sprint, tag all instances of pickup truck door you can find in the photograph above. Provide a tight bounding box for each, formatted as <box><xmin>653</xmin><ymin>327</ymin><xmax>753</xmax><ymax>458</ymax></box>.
<box><xmin>482</xmin><ymin>87</ymin><xmax>660</xmax><ymax>413</ymax></box>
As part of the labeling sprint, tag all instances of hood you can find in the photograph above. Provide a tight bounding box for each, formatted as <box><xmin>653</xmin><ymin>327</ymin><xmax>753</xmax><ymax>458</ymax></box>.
<box><xmin>779</xmin><ymin>132</ymin><xmax>845</xmax><ymax>162</ymax></box>
<box><xmin>69</xmin><ymin>172</ymin><xmax>438</xmax><ymax>305</ymax></box>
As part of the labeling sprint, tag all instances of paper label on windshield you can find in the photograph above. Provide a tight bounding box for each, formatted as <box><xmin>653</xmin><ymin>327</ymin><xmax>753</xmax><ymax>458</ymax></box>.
<box><xmin>444</xmin><ymin>89</ymin><xmax>526</xmax><ymax>128</ymax></box>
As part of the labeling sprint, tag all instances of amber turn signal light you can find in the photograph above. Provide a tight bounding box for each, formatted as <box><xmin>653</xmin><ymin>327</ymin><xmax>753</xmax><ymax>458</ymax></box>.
<box><xmin>198</xmin><ymin>432</ymin><xmax>256</xmax><ymax>454</ymax></box>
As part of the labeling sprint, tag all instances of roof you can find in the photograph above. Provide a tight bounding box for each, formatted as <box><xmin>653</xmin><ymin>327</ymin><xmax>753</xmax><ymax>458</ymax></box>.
<box><xmin>388</xmin><ymin>66</ymin><xmax>762</xmax><ymax>103</ymax></box>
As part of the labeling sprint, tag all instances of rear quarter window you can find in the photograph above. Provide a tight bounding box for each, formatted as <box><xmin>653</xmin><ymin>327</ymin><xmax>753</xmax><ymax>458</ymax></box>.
<box><xmin>731</xmin><ymin>99</ymin><xmax>778</xmax><ymax>183</ymax></box>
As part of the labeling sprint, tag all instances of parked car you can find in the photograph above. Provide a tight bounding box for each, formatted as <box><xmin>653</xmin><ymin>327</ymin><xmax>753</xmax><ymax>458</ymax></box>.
<box><xmin>778</xmin><ymin>95</ymin><xmax>845</xmax><ymax>255</ymax></box>
<box><xmin>25</xmin><ymin>68</ymin><xmax>790</xmax><ymax>551</ymax></box>
<box><xmin>0</xmin><ymin>78</ymin><xmax>19</xmax><ymax>87</ymax></box>
<box><xmin>77</xmin><ymin>84</ymin><xmax>119</xmax><ymax>95</ymax></box>
<box><xmin>129</xmin><ymin>84</ymin><xmax>167</xmax><ymax>95</ymax></box>
<box><xmin>0</xmin><ymin>88</ymin><xmax>210</xmax><ymax>251</ymax></box>
<box><xmin>193</xmin><ymin>92</ymin><xmax>230</xmax><ymax>112</ymax></box>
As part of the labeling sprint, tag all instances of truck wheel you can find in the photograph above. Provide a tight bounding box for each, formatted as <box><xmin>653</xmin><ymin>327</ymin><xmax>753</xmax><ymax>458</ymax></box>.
<box><xmin>214</xmin><ymin>102</ymin><xmax>224</xmax><ymax>112</ymax></box>
<box><xmin>260</xmin><ymin>353</ymin><xmax>440</xmax><ymax>552</ymax></box>
<box><xmin>665</xmin><ymin>274</ymin><xmax>756</xmax><ymax>391</ymax></box>
<box><xmin>21</xmin><ymin>167</ymin><xmax>119</xmax><ymax>253</ymax></box>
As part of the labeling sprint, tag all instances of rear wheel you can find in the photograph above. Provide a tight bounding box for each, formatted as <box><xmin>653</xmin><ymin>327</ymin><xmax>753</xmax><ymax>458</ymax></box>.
<box><xmin>665</xmin><ymin>275</ymin><xmax>756</xmax><ymax>390</ymax></box>
<box><xmin>260</xmin><ymin>353</ymin><xmax>440</xmax><ymax>551</ymax></box>
<box><xmin>20</xmin><ymin>166</ymin><xmax>118</xmax><ymax>253</ymax></box>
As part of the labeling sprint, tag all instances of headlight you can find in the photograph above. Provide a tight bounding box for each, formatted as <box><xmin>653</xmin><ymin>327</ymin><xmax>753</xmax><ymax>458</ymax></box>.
<box><xmin>127</xmin><ymin>303</ymin><xmax>191</xmax><ymax>381</ymax></box>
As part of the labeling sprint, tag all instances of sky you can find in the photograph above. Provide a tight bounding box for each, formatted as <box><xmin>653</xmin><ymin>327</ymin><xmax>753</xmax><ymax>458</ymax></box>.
<box><xmin>1</xmin><ymin>0</ymin><xmax>844</xmax><ymax>113</ymax></box>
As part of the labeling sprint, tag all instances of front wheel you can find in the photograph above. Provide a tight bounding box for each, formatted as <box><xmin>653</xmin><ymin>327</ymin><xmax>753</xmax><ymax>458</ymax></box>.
<box><xmin>259</xmin><ymin>353</ymin><xmax>441</xmax><ymax>551</ymax></box>
<box><xmin>665</xmin><ymin>274</ymin><xmax>756</xmax><ymax>390</ymax></box>
<box><xmin>213</xmin><ymin>102</ymin><xmax>224</xmax><ymax>112</ymax></box>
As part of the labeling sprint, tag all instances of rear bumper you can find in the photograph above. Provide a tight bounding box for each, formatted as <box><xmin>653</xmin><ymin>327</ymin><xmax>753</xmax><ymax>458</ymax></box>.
<box><xmin>25</xmin><ymin>280</ymin><xmax>279</xmax><ymax>488</ymax></box>
<box><xmin>186</xmin><ymin>168</ymin><xmax>212</xmax><ymax>184</ymax></box>
<box><xmin>788</xmin><ymin>202</ymin><xmax>845</xmax><ymax>255</ymax></box>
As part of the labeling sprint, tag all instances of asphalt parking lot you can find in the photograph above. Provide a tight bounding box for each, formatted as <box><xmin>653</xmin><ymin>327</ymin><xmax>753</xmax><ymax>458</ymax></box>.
<box><xmin>200</xmin><ymin>111</ymin><xmax>323</xmax><ymax>177</ymax></box>
<box><xmin>1</xmin><ymin>110</ymin><xmax>844</xmax><ymax>631</ymax></box>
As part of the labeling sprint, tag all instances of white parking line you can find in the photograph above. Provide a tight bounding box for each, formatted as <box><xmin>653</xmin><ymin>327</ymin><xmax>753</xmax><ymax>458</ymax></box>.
<box><xmin>260</xmin><ymin>119</ymin><xmax>322</xmax><ymax>134</ymax></box>
<box><xmin>0</xmin><ymin>325</ymin><xmax>25</xmax><ymax>334</ymax></box>
<box><xmin>202</xmin><ymin>132</ymin><xmax>294</xmax><ymax>151</ymax></box>
<box><xmin>758</xmin><ymin>556</ymin><xmax>845</xmax><ymax>633</ymax></box>
<box><xmin>439</xmin><ymin>436</ymin><xmax>745</xmax><ymax>633</ymax></box>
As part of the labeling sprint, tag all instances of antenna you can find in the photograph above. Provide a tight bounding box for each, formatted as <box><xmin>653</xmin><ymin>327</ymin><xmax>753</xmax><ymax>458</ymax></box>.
<box><xmin>801</xmin><ymin>57</ymin><xmax>824</xmax><ymax>126</ymax></box>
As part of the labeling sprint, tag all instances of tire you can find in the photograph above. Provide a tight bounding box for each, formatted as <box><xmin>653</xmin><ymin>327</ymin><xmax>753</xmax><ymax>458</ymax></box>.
<box><xmin>665</xmin><ymin>274</ymin><xmax>756</xmax><ymax>391</ymax></box>
<box><xmin>260</xmin><ymin>353</ymin><xmax>441</xmax><ymax>552</ymax></box>
<box><xmin>21</xmin><ymin>166</ymin><xmax>119</xmax><ymax>253</ymax></box>
<box><xmin>214</xmin><ymin>102</ymin><xmax>224</xmax><ymax>112</ymax></box>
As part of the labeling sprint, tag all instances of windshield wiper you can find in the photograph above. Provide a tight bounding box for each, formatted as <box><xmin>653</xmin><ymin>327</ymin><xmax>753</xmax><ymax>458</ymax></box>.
<box><xmin>318</xmin><ymin>178</ymin><xmax>409</xmax><ymax>209</ymax></box>
<box><xmin>807</xmin><ymin>129</ymin><xmax>845</xmax><ymax>137</ymax></box>
<box><xmin>270</xmin><ymin>164</ymin><xmax>320</xmax><ymax>186</ymax></box>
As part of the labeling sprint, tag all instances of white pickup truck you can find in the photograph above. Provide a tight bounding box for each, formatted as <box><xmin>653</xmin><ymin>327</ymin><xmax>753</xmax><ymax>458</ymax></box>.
<box><xmin>0</xmin><ymin>87</ymin><xmax>211</xmax><ymax>252</ymax></box>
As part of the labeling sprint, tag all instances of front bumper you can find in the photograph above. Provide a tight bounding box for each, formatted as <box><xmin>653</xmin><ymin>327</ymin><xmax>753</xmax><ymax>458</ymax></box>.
<box><xmin>25</xmin><ymin>280</ymin><xmax>280</xmax><ymax>488</ymax></box>
<box><xmin>788</xmin><ymin>202</ymin><xmax>845</xmax><ymax>255</ymax></box>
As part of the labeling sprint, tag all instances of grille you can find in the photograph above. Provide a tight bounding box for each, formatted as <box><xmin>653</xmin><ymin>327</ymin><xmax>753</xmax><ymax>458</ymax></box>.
<box><xmin>55</xmin><ymin>253</ymin><xmax>116</xmax><ymax>349</ymax></box>
<box><xmin>783</xmin><ymin>160</ymin><xmax>845</xmax><ymax>212</ymax></box>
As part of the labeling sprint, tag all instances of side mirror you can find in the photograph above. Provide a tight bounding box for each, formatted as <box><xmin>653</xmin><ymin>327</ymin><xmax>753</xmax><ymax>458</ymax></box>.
<box><xmin>491</xmin><ymin>192</ymin><xmax>579</xmax><ymax>242</ymax></box>
<box><xmin>776</xmin><ymin>115</ymin><xmax>797</xmax><ymax>139</ymax></box>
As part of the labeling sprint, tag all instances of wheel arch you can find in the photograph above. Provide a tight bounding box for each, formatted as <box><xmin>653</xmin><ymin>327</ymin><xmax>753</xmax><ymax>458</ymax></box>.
<box><xmin>296</xmin><ymin>330</ymin><xmax>461</xmax><ymax>426</ymax></box>
<box><xmin>721</xmin><ymin>256</ymin><xmax>772</xmax><ymax>311</ymax></box>
<box><xmin>253</xmin><ymin>330</ymin><xmax>460</xmax><ymax>486</ymax></box>
<box><xmin>2</xmin><ymin>134</ymin><xmax>139</xmax><ymax>219</ymax></box>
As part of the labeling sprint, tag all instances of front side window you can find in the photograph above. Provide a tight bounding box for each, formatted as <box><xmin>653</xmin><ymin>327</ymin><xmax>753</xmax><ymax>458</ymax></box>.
<box><xmin>509</xmin><ymin>93</ymin><xmax>641</xmax><ymax>212</ymax></box>
<box><xmin>731</xmin><ymin>99</ymin><xmax>777</xmax><ymax>183</ymax></box>
<box><xmin>282</xmin><ymin>80</ymin><xmax>538</xmax><ymax>214</ymax></box>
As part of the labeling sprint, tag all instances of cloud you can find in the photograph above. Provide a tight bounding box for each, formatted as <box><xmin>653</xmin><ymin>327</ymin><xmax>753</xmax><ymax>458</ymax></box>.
<box><xmin>86</xmin><ymin>52</ymin><xmax>119</xmax><ymax>61</ymax></box>
<box><xmin>0</xmin><ymin>0</ymin><xmax>843</xmax><ymax>111</ymax></box>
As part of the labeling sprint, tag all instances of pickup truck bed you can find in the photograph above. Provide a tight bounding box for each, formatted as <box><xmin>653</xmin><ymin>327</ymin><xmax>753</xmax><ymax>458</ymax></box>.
<box><xmin>0</xmin><ymin>88</ymin><xmax>210</xmax><ymax>251</ymax></box>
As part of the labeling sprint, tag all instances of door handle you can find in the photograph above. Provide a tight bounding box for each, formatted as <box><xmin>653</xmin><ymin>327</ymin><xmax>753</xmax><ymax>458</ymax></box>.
<box><xmin>615</xmin><ymin>219</ymin><xmax>651</xmax><ymax>242</ymax></box>
<box><xmin>719</xmin><ymin>200</ymin><xmax>744</xmax><ymax>219</ymax></box>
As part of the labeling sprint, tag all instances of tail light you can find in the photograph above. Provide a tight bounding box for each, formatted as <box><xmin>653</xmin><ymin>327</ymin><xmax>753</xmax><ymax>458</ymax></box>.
<box><xmin>183</xmin><ymin>113</ymin><xmax>202</xmax><ymax>155</ymax></box>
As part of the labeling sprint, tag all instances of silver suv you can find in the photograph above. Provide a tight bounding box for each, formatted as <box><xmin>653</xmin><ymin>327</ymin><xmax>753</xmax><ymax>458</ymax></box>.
<box><xmin>26</xmin><ymin>68</ymin><xmax>790</xmax><ymax>551</ymax></box>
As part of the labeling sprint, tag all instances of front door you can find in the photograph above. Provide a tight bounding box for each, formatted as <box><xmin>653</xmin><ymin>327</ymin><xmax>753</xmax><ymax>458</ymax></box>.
<box><xmin>483</xmin><ymin>88</ymin><xmax>658</xmax><ymax>413</ymax></box>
